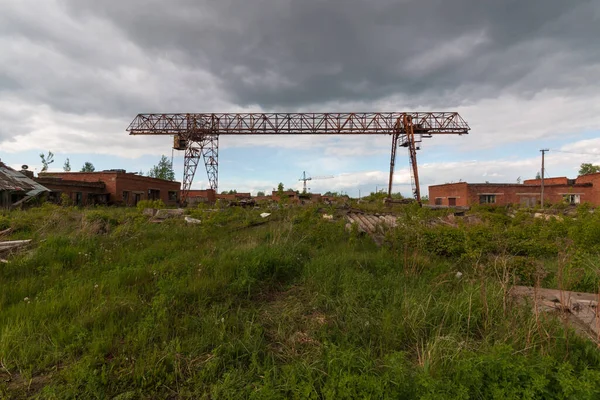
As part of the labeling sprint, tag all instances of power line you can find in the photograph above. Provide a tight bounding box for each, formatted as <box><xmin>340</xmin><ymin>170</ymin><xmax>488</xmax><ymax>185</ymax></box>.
<box><xmin>550</xmin><ymin>149</ymin><xmax>600</xmax><ymax>156</ymax></box>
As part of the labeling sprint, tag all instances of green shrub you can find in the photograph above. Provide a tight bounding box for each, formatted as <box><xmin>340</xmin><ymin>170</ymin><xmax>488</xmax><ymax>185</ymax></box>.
<box><xmin>136</xmin><ymin>199</ymin><xmax>166</xmax><ymax>210</ymax></box>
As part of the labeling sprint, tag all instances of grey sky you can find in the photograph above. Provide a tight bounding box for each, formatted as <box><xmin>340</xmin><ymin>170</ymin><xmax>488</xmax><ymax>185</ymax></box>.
<box><xmin>1</xmin><ymin>0</ymin><xmax>599</xmax><ymax>160</ymax></box>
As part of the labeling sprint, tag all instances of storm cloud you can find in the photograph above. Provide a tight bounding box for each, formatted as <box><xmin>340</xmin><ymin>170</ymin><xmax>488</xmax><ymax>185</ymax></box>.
<box><xmin>0</xmin><ymin>0</ymin><xmax>599</xmax><ymax>161</ymax></box>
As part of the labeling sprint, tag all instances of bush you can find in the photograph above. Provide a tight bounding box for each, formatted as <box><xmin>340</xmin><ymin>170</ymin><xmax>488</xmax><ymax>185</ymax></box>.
<box><xmin>136</xmin><ymin>199</ymin><xmax>166</xmax><ymax>210</ymax></box>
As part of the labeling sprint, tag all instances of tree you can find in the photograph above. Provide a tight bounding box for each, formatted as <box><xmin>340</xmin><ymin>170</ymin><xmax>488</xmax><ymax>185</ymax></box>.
<box><xmin>63</xmin><ymin>158</ymin><xmax>71</xmax><ymax>172</ymax></box>
<box><xmin>39</xmin><ymin>151</ymin><xmax>54</xmax><ymax>172</ymax></box>
<box><xmin>579</xmin><ymin>163</ymin><xmax>600</xmax><ymax>176</ymax></box>
<box><xmin>257</xmin><ymin>191</ymin><xmax>265</xmax><ymax>197</ymax></box>
<box><xmin>147</xmin><ymin>155</ymin><xmax>175</xmax><ymax>181</ymax></box>
<box><xmin>277</xmin><ymin>182</ymin><xmax>284</xmax><ymax>193</ymax></box>
<box><xmin>80</xmin><ymin>162</ymin><xmax>95</xmax><ymax>172</ymax></box>
<box><xmin>535</xmin><ymin>171</ymin><xmax>541</xmax><ymax>180</ymax></box>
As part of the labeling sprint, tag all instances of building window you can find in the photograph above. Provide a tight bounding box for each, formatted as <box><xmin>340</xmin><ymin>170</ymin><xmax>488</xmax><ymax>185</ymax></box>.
<box><xmin>168</xmin><ymin>191</ymin><xmax>178</xmax><ymax>201</ymax></box>
<box><xmin>564</xmin><ymin>194</ymin><xmax>580</xmax><ymax>205</ymax></box>
<box><xmin>75</xmin><ymin>192</ymin><xmax>83</xmax><ymax>206</ymax></box>
<box><xmin>479</xmin><ymin>195</ymin><xmax>496</xmax><ymax>204</ymax></box>
<box><xmin>122</xmin><ymin>191</ymin><xmax>129</xmax><ymax>203</ymax></box>
<box><xmin>435</xmin><ymin>197</ymin><xmax>443</xmax><ymax>205</ymax></box>
<box><xmin>448</xmin><ymin>197</ymin><xmax>457</xmax><ymax>206</ymax></box>
<box><xmin>148</xmin><ymin>189</ymin><xmax>160</xmax><ymax>201</ymax></box>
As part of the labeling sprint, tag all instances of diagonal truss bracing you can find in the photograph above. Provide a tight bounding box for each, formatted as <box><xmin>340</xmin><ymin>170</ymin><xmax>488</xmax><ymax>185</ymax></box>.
<box><xmin>127</xmin><ymin>112</ymin><xmax>470</xmax><ymax>204</ymax></box>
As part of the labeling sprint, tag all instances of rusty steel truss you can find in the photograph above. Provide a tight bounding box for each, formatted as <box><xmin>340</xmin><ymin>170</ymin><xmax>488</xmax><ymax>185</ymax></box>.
<box><xmin>126</xmin><ymin>112</ymin><xmax>470</xmax><ymax>204</ymax></box>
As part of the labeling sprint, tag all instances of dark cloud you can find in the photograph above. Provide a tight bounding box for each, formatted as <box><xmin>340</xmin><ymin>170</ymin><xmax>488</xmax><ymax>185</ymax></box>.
<box><xmin>0</xmin><ymin>0</ymin><xmax>598</xmax><ymax>151</ymax></box>
<box><xmin>55</xmin><ymin>0</ymin><xmax>600</xmax><ymax>109</ymax></box>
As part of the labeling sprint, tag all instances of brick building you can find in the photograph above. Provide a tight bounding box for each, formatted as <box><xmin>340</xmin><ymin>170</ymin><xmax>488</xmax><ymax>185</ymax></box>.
<box><xmin>187</xmin><ymin>189</ymin><xmax>217</xmax><ymax>204</ymax></box>
<box><xmin>39</xmin><ymin>171</ymin><xmax>180</xmax><ymax>206</ymax></box>
<box><xmin>429</xmin><ymin>173</ymin><xmax>600</xmax><ymax>207</ymax></box>
<box><xmin>0</xmin><ymin>162</ymin><xmax>49</xmax><ymax>209</ymax></box>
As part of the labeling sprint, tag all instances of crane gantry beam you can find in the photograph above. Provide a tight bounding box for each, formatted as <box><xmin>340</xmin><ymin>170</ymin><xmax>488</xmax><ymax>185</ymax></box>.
<box><xmin>126</xmin><ymin>112</ymin><xmax>470</xmax><ymax>204</ymax></box>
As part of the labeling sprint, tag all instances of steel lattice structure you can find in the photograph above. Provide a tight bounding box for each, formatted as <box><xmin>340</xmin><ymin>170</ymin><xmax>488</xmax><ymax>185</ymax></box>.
<box><xmin>126</xmin><ymin>112</ymin><xmax>470</xmax><ymax>204</ymax></box>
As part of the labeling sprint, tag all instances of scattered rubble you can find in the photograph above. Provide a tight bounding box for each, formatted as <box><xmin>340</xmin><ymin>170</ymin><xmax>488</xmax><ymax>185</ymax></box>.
<box><xmin>260</xmin><ymin>213</ymin><xmax>271</xmax><ymax>218</ymax></box>
<box><xmin>512</xmin><ymin>285</ymin><xmax>600</xmax><ymax>341</ymax></box>
<box><xmin>533</xmin><ymin>213</ymin><xmax>564</xmax><ymax>221</ymax></box>
<box><xmin>0</xmin><ymin>239</ymin><xmax>32</xmax><ymax>262</ymax></box>
<box><xmin>184</xmin><ymin>216</ymin><xmax>201</xmax><ymax>224</ymax></box>
<box><xmin>345</xmin><ymin>212</ymin><xmax>398</xmax><ymax>245</ymax></box>
<box><xmin>147</xmin><ymin>208</ymin><xmax>185</xmax><ymax>222</ymax></box>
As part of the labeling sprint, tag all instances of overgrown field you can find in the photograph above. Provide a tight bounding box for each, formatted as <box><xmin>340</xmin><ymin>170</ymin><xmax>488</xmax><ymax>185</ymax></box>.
<box><xmin>2</xmin><ymin>203</ymin><xmax>600</xmax><ymax>398</ymax></box>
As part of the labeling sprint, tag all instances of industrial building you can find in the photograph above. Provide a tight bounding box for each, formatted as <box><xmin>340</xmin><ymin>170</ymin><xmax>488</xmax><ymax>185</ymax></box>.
<box><xmin>38</xmin><ymin>171</ymin><xmax>181</xmax><ymax>206</ymax></box>
<box><xmin>0</xmin><ymin>162</ymin><xmax>49</xmax><ymax>209</ymax></box>
<box><xmin>429</xmin><ymin>173</ymin><xmax>600</xmax><ymax>207</ymax></box>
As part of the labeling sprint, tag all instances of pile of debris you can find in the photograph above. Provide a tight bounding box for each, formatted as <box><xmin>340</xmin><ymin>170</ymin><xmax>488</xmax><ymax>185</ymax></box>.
<box><xmin>0</xmin><ymin>228</ymin><xmax>31</xmax><ymax>263</ymax></box>
<box><xmin>512</xmin><ymin>285</ymin><xmax>600</xmax><ymax>342</ymax></box>
<box><xmin>345</xmin><ymin>212</ymin><xmax>398</xmax><ymax>245</ymax></box>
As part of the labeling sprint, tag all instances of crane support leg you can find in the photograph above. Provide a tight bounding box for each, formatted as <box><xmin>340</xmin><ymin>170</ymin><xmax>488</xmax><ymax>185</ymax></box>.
<box><xmin>181</xmin><ymin>135</ymin><xmax>219</xmax><ymax>205</ymax></box>
<box><xmin>387</xmin><ymin>133</ymin><xmax>400</xmax><ymax>198</ymax></box>
<box><xmin>404</xmin><ymin>115</ymin><xmax>422</xmax><ymax>206</ymax></box>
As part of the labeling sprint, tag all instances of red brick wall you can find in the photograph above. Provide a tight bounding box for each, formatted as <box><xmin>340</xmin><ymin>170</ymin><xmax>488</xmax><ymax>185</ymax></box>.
<box><xmin>35</xmin><ymin>177</ymin><xmax>107</xmax><ymax>205</ymax></box>
<box><xmin>41</xmin><ymin>172</ymin><xmax>180</xmax><ymax>206</ymax></box>
<box><xmin>430</xmin><ymin>181</ymin><xmax>597</xmax><ymax>206</ymax></box>
<box><xmin>524</xmin><ymin>177</ymin><xmax>569</xmax><ymax>185</ymax></box>
<box><xmin>187</xmin><ymin>189</ymin><xmax>216</xmax><ymax>203</ymax></box>
<box><xmin>428</xmin><ymin>183</ymin><xmax>469</xmax><ymax>206</ymax></box>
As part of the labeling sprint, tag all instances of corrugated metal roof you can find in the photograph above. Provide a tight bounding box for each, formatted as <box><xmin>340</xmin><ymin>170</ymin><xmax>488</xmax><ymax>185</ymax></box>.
<box><xmin>0</xmin><ymin>162</ymin><xmax>49</xmax><ymax>195</ymax></box>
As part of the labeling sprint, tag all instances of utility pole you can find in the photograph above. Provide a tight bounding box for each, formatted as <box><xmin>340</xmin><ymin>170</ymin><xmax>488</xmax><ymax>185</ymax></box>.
<box><xmin>540</xmin><ymin>149</ymin><xmax>549</xmax><ymax>208</ymax></box>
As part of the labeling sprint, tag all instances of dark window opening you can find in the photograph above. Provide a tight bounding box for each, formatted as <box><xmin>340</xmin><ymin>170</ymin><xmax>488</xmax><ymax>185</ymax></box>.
<box><xmin>122</xmin><ymin>191</ymin><xmax>130</xmax><ymax>204</ymax></box>
<box><xmin>448</xmin><ymin>197</ymin><xmax>457</xmax><ymax>206</ymax></box>
<box><xmin>479</xmin><ymin>195</ymin><xmax>496</xmax><ymax>204</ymax></box>
<box><xmin>148</xmin><ymin>189</ymin><xmax>160</xmax><ymax>201</ymax></box>
<box><xmin>435</xmin><ymin>197</ymin><xmax>443</xmax><ymax>206</ymax></box>
<box><xmin>168</xmin><ymin>191</ymin><xmax>178</xmax><ymax>201</ymax></box>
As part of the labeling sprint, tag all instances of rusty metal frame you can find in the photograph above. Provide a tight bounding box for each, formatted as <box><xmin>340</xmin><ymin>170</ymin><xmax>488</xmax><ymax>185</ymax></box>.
<box><xmin>127</xmin><ymin>112</ymin><xmax>470</xmax><ymax>202</ymax></box>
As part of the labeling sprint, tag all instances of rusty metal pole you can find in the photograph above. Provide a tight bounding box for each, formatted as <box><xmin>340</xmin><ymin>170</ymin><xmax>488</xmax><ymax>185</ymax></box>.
<box><xmin>388</xmin><ymin>133</ymin><xmax>399</xmax><ymax>198</ymax></box>
<box><xmin>540</xmin><ymin>149</ymin><xmax>549</xmax><ymax>208</ymax></box>
<box><xmin>404</xmin><ymin>115</ymin><xmax>422</xmax><ymax>206</ymax></box>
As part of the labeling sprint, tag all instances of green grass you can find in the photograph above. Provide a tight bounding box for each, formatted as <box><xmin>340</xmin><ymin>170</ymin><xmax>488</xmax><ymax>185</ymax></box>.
<box><xmin>1</xmin><ymin>203</ymin><xmax>600</xmax><ymax>398</ymax></box>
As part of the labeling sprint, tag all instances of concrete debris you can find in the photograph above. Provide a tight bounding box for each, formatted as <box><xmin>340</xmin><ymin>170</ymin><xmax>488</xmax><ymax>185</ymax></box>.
<box><xmin>153</xmin><ymin>209</ymin><xmax>185</xmax><ymax>220</ymax></box>
<box><xmin>533</xmin><ymin>213</ymin><xmax>564</xmax><ymax>221</ymax></box>
<box><xmin>184</xmin><ymin>216</ymin><xmax>201</xmax><ymax>224</ymax></box>
<box><xmin>142</xmin><ymin>208</ymin><xmax>157</xmax><ymax>217</ymax></box>
<box><xmin>0</xmin><ymin>240</ymin><xmax>32</xmax><ymax>258</ymax></box>
<box><xmin>260</xmin><ymin>213</ymin><xmax>271</xmax><ymax>218</ymax></box>
<box><xmin>512</xmin><ymin>285</ymin><xmax>600</xmax><ymax>340</ymax></box>
<box><xmin>322</xmin><ymin>214</ymin><xmax>333</xmax><ymax>220</ymax></box>
<box><xmin>346</xmin><ymin>213</ymin><xmax>398</xmax><ymax>234</ymax></box>
<box><xmin>346</xmin><ymin>212</ymin><xmax>398</xmax><ymax>245</ymax></box>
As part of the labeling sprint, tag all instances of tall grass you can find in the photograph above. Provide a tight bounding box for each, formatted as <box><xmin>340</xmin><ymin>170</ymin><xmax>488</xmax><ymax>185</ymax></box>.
<box><xmin>1</xmin><ymin>204</ymin><xmax>600</xmax><ymax>398</ymax></box>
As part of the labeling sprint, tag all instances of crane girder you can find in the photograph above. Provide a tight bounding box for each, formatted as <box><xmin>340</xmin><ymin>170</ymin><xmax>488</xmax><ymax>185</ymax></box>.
<box><xmin>126</xmin><ymin>112</ymin><xmax>470</xmax><ymax>204</ymax></box>
<box><xmin>127</xmin><ymin>112</ymin><xmax>469</xmax><ymax>136</ymax></box>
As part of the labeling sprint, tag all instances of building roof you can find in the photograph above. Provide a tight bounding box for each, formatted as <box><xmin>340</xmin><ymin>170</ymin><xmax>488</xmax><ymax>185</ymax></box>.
<box><xmin>0</xmin><ymin>162</ymin><xmax>49</xmax><ymax>196</ymax></box>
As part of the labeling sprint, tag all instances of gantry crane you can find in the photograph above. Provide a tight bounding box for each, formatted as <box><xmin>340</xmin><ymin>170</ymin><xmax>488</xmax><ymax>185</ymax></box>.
<box><xmin>126</xmin><ymin>112</ymin><xmax>470</xmax><ymax>205</ymax></box>
<box><xmin>299</xmin><ymin>171</ymin><xmax>334</xmax><ymax>194</ymax></box>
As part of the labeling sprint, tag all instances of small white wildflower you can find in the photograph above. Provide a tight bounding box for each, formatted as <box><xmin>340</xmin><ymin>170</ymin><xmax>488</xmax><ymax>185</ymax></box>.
<box><xmin>455</xmin><ymin>271</ymin><xmax>463</xmax><ymax>279</ymax></box>
<box><xmin>365</xmin><ymin>321</ymin><xmax>370</xmax><ymax>327</ymax></box>
<box><xmin>24</xmin><ymin>297</ymin><xmax>29</xmax><ymax>302</ymax></box>
<box><xmin>94</xmin><ymin>284</ymin><xmax>99</xmax><ymax>289</ymax></box>
<box><xmin>221</xmin><ymin>317</ymin><xmax>225</xmax><ymax>323</ymax></box>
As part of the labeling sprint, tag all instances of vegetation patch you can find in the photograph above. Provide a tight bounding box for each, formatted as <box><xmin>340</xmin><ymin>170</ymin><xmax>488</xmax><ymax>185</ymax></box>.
<box><xmin>1</xmin><ymin>204</ymin><xmax>600</xmax><ymax>398</ymax></box>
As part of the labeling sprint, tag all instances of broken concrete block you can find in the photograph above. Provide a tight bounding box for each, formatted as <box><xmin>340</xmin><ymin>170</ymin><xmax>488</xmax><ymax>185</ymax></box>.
<box><xmin>143</xmin><ymin>208</ymin><xmax>157</xmax><ymax>217</ymax></box>
<box><xmin>184</xmin><ymin>216</ymin><xmax>201</xmax><ymax>224</ymax></box>
<box><xmin>154</xmin><ymin>209</ymin><xmax>185</xmax><ymax>219</ymax></box>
